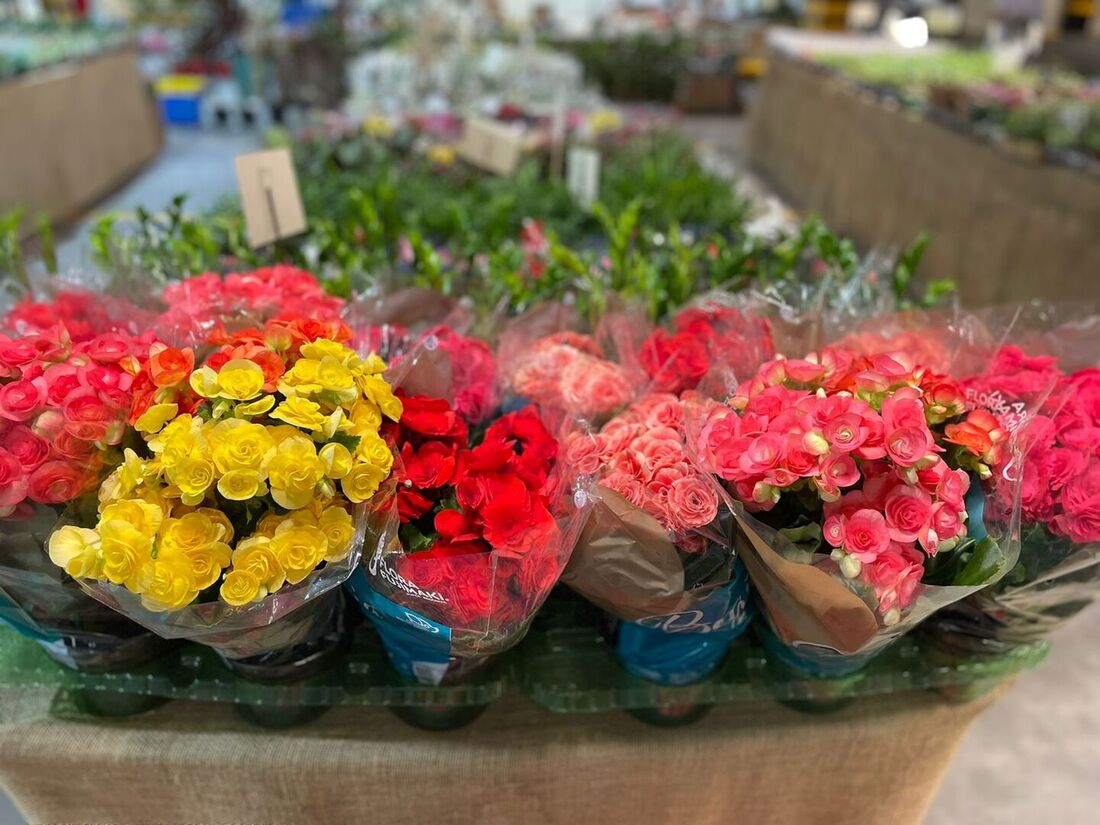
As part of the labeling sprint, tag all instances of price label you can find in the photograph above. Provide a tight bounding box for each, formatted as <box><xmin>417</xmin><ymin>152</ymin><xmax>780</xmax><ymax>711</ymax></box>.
<box><xmin>234</xmin><ymin>148</ymin><xmax>307</xmax><ymax>249</ymax></box>
<box><xmin>567</xmin><ymin>147</ymin><xmax>601</xmax><ymax>209</ymax></box>
<box><xmin>457</xmin><ymin>117</ymin><xmax>525</xmax><ymax>176</ymax></box>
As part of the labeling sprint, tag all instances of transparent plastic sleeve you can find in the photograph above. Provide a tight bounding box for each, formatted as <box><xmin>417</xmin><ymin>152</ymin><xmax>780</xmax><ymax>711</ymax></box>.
<box><xmin>345</xmin><ymin>287</ymin><xmax>498</xmax><ymax>424</ymax></box>
<box><xmin>0</xmin><ymin>503</ymin><xmax>173</xmax><ymax>671</ymax></box>
<box><xmin>915</xmin><ymin>305</ymin><xmax>1100</xmax><ymax>652</ymax></box>
<box><xmin>683</xmin><ymin>314</ymin><xmax>1050</xmax><ymax>675</ymax></box>
<box><xmin>71</xmin><ymin>509</ymin><xmax>367</xmax><ymax>661</ymax></box>
<box><xmin>496</xmin><ymin>300</ymin><xmax>651</xmax><ymax>424</ymax></box>
<box><xmin>349</xmin><ymin>456</ymin><xmax>590</xmax><ymax>686</ymax></box>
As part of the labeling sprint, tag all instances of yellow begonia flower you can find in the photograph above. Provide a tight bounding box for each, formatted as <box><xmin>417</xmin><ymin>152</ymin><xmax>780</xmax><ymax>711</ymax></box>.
<box><xmin>270</xmin><ymin>397</ymin><xmax>327</xmax><ymax>431</ymax></box>
<box><xmin>217</xmin><ymin>469</ymin><xmax>266</xmax><ymax>501</ymax></box>
<box><xmin>196</xmin><ymin>507</ymin><xmax>235</xmax><ymax>545</ymax></box>
<box><xmin>98</xmin><ymin>519</ymin><xmax>154</xmax><ymax>590</ymax></box>
<box><xmin>300</xmin><ymin>340</ymin><xmax>353</xmax><ymax>363</ymax></box>
<box><xmin>215</xmin><ymin>360</ymin><xmax>265</xmax><ymax>401</ymax></box>
<box><xmin>211</xmin><ymin>419</ymin><xmax>276</xmax><ymax>474</ymax></box>
<box><xmin>160</xmin><ymin>511</ymin><xmax>229</xmax><ymax>556</ymax></box>
<box><xmin>358</xmin><ymin>375</ymin><xmax>403</xmax><ymax>421</ymax></box>
<box><xmin>268</xmin><ymin>436</ymin><xmax>325</xmax><ymax>510</ymax></box>
<box><xmin>342</xmin><ymin>463</ymin><xmax>387</xmax><ymax>503</ymax></box>
<box><xmin>348</xmin><ymin>400</ymin><xmax>382</xmax><ymax>434</ymax></box>
<box><xmin>235</xmin><ymin>395</ymin><xmax>276</xmax><ymax>418</ymax></box>
<box><xmin>48</xmin><ymin>526</ymin><xmax>103</xmax><ymax>579</ymax></box>
<box><xmin>181</xmin><ymin>541</ymin><xmax>232</xmax><ymax>590</ymax></box>
<box><xmin>253</xmin><ymin>511</ymin><xmax>287</xmax><ymax>538</ymax></box>
<box><xmin>135</xmin><ymin>403</ymin><xmax>179</xmax><ymax>434</ymax></box>
<box><xmin>356</xmin><ymin>434</ymin><xmax>395</xmax><ymax>476</ymax></box>
<box><xmin>170</xmin><ymin>456</ymin><xmax>216</xmax><ymax>506</ymax></box>
<box><xmin>270</xmin><ymin>523</ymin><xmax>329</xmax><ymax>585</ymax></box>
<box><xmin>220</xmin><ymin>568</ymin><xmax>261</xmax><ymax>607</ymax></box>
<box><xmin>317</xmin><ymin>357</ymin><xmax>355</xmax><ymax>391</ymax></box>
<box><xmin>139</xmin><ymin>552</ymin><xmax>198</xmax><ymax>612</ymax></box>
<box><xmin>189</xmin><ymin>366</ymin><xmax>220</xmax><ymax>399</ymax></box>
<box><xmin>153</xmin><ymin>415</ymin><xmax>207</xmax><ymax>469</ymax></box>
<box><xmin>358</xmin><ymin>353</ymin><xmax>387</xmax><ymax>376</ymax></box>
<box><xmin>279</xmin><ymin>360</ymin><xmax>322</xmax><ymax>397</ymax></box>
<box><xmin>232</xmin><ymin>536</ymin><xmax>286</xmax><ymax>595</ymax></box>
<box><xmin>318</xmin><ymin>442</ymin><xmax>354</xmax><ymax>480</ymax></box>
<box><xmin>100</xmin><ymin>498</ymin><xmax>165</xmax><ymax>536</ymax></box>
<box><xmin>318</xmin><ymin>507</ymin><xmax>356</xmax><ymax>562</ymax></box>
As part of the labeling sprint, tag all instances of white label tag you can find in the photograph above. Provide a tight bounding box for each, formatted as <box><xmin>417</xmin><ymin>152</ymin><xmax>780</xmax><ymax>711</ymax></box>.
<box><xmin>457</xmin><ymin>117</ymin><xmax>525</xmax><ymax>176</ymax></box>
<box><xmin>234</xmin><ymin>148</ymin><xmax>307</xmax><ymax>249</ymax></box>
<box><xmin>566</xmin><ymin>147</ymin><xmax>601</xmax><ymax>208</ymax></box>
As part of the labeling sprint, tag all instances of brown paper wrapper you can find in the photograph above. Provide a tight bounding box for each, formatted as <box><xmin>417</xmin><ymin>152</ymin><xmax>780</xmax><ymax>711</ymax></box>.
<box><xmin>731</xmin><ymin>510</ymin><xmax>879</xmax><ymax>655</ymax></box>
<box><xmin>561</xmin><ymin>487</ymin><xmax>732</xmax><ymax>621</ymax></box>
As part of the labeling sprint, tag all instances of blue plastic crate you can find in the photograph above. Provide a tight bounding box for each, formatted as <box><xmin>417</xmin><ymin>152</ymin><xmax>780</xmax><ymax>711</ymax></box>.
<box><xmin>158</xmin><ymin>95</ymin><xmax>202</xmax><ymax>126</ymax></box>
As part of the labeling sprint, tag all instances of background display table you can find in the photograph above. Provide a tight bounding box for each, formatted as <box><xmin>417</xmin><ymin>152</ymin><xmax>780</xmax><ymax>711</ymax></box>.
<box><xmin>0</xmin><ymin>48</ymin><xmax>162</xmax><ymax>225</ymax></box>
<box><xmin>0</xmin><ymin>687</ymin><xmax>1001</xmax><ymax>825</ymax></box>
<box><xmin>747</xmin><ymin>52</ymin><xmax>1100</xmax><ymax>307</ymax></box>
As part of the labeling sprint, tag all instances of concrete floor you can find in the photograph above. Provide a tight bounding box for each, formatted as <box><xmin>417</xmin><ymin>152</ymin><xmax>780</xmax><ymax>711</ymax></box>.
<box><xmin>2</xmin><ymin>120</ymin><xmax>1098</xmax><ymax>825</ymax></box>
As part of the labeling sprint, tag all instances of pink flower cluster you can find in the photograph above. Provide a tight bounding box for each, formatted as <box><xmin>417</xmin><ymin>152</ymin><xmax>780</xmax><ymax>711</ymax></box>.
<box><xmin>510</xmin><ymin>332</ymin><xmax>635</xmax><ymax>420</ymax></box>
<box><xmin>3</xmin><ymin>290</ymin><xmax>153</xmax><ymax>343</ymax></box>
<box><xmin>976</xmin><ymin>347</ymin><xmax>1100</xmax><ymax>544</ymax></box>
<box><xmin>566</xmin><ymin>392</ymin><xmax>719</xmax><ymax>537</ymax></box>
<box><xmin>157</xmin><ymin>266</ymin><xmax>346</xmax><ymax>343</ymax></box>
<box><xmin>641</xmin><ymin>304</ymin><xmax>774</xmax><ymax>394</ymax></box>
<box><xmin>695</xmin><ymin>348</ymin><xmax>998</xmax><ymax>614</ymax></box>
<box><xmin>0</xmin><ymin>326</ymin><xmax>151</xmax><ymax>514</ymax></box>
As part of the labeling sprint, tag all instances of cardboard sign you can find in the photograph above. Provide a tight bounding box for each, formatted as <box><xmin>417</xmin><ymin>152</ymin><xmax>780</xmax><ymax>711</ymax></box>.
<box><xmin>566</xmin><ymin>147</ymin><xmax>601</xmax><ymax>209</ymax></box>
<box><xmin>234</xmin><ymin>148</ymin><xmax>307</xmax><ymax>249</ymax></box>
<box><xmin>456</xmin><ymin>117</ymin><xmax>525</xmax><ymax>176</ymax></box>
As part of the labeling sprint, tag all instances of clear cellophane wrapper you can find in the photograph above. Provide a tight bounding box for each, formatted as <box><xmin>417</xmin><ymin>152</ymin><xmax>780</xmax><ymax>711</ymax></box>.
<box><xmin>70</xmin><ymin>509</ymin><xmax>366</xmax><ymax>661</ymax></box>
<box><xmin>344</xmin><ymin>287</ymin><xmax>501</xmax><ymax>425</ymax></box>
<box><xmin>0</xmin><ymin>501</ymin><xmax>173</xmax><ymax>671</ymax></box>
<box><xmin>495</xmin><ymin>299</ymin><xmax>652</xmax><ymax>424</ymax></box>
<box><xmin>892</xmin><ymin>305</ymin><xmax>1100</xmax><ymax>651</ymax></box>
<box><xmin>348</xmin><ymin>331</ymin><xmax>590</xmax><ymax>685</ymax></box>
<box><xmin>684</xmin><ymin>305</ymin><xmax>1073</xmax><ymax>665</ymax></box>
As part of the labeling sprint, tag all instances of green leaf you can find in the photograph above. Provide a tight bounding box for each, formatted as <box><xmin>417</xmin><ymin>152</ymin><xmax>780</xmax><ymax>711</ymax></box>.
<box><xmin>954</xmin><ymin>537</ymin><xmax>1008</xmax><ymax>587</ymax></box>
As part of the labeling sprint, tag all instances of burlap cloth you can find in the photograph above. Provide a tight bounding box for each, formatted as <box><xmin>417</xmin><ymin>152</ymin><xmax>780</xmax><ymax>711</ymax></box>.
<box><xmin>0</xmin><ymin>685</ymin><xmax>1005</xmax><ymax>825</ymax></box>
<box><xmin>746</xmin><ymin>52</ymin><xmax>1100</xmax><ymax>307</ymax></box>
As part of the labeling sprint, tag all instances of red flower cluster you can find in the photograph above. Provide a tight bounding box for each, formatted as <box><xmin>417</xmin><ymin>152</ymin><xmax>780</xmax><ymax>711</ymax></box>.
<box><xmin>640</xmin><ymin>304</ymin><xmax>774</xmax><ymax>394</ymax></box>
<box><xmin>157</xmin><ymin>266</ymin><xmax>347</xmax><ymax>344</ymax></box>
<box><xmin>3</xmin><ymin>290</ymin><xmax>155</xmax><ymax>343</ymax></box>
<box><xmin>0</xmin><ymin>325</ymin><xmax>155</xmax><ymax>513</ymax></box>
<box><xmin>389</xmin><ymin>395</ymin><xmax>563</xmax><ymax>625</ymax></box>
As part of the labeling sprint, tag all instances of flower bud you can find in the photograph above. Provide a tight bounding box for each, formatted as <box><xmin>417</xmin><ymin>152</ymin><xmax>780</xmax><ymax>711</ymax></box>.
<box><xmin>802</xmin><ymin>430</ymin><xmax>830</xmax><ymax>456</ymax></box>
<box><xmin>839</xmin><ymin>553</ymin><xmax>862</xmax><ymax>580</ymax></box>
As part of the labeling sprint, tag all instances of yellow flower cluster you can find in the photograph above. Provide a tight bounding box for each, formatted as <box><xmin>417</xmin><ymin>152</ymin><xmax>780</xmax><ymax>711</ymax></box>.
<box><xmin>168</xmin><ymin>339</ymin><xmax>400</xmax><ymax>507</ymax></box>
<box><xmin>47</xmin><ymin>338</ymin><xmax>400</xmax><ymax>611</ymax></box>
<box><xmin>49</xmin><ymin>485</ymin><xmax>358</xmax><ymax>610</ymax></box>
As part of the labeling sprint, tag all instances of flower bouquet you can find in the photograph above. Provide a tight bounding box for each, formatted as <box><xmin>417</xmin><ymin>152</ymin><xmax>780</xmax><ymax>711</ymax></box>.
<box><xmin>561</xmin><ymin>392</ymin><xmax>754</xmax><ymax>686</ymax></box>
<box><xmin>155</xmin><ymin>266</ymin><xmax>348</xmax><ymax>346</ymax></box>
<box><xmin>694</xmin><ymin>346</ymin><xmax>1022</xmax><ymax>677</ymax></box>
<box><xmin>348</xmin><ymin>337</ymin><xmax>588</xmax><ymax>686</ymax></box>
<box><xmin>638</xmin><ymin>300</ymin><xmax>775</xmax><ymax>396</ymax></box>
<box><xmin>0</xmin><ymin>324</ymin><xmax>177</xmax><ymax>671</ymax></box>
<box><xmin>48</xmin><ymin>317</ymin><xmax>400</xmax><ymax>682</ymax></box>
<box><xmin>498</xmin><ymin>301</ymin><xmax>647</xmax><ymax>422</ymax></box>
<box><xmin>922</xmin><ymin>341</ymin><xmax>1100</xmax><ymax>654</ymax></box>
